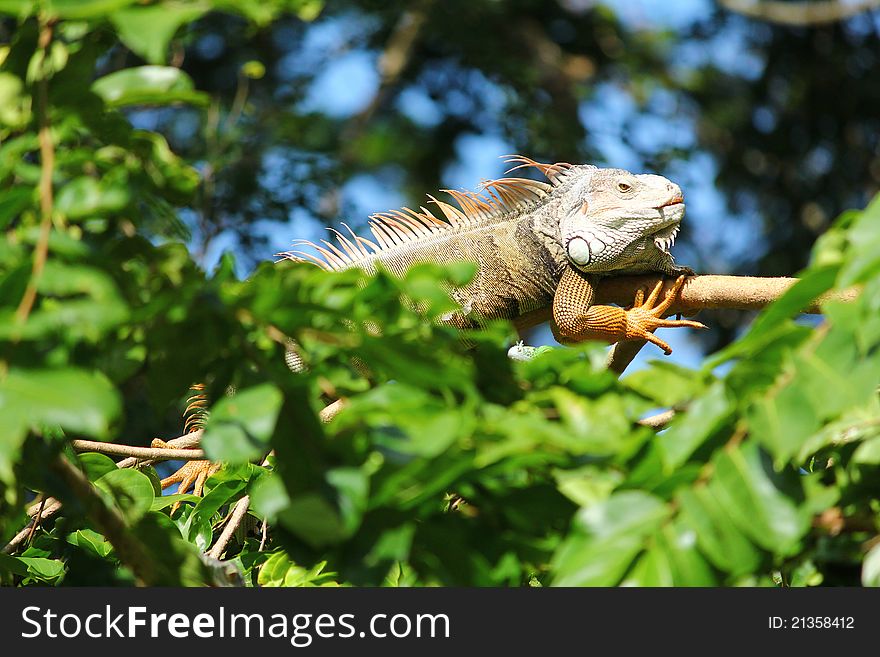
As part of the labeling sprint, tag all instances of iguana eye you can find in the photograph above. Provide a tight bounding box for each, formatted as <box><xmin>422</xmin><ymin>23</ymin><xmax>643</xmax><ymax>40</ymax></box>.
<box><xmin>617</xmin><ymin>182</ymin><xmax>632</xmax><ymax>193</ymax></box>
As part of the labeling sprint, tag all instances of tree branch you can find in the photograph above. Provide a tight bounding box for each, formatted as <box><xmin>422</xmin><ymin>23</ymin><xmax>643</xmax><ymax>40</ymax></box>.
<box><xmin>719</xmin><ymin>0</ymin><xmax>880</xmax><ymax>26</ymax></box>
<box><xmin>114</xmin><ymin>430</ymin><xmax>204</xmax><ymax>468</ymax></box>
<box><xmin>606</xmin><ymin>339</ymin><xmax>648</xmax><ymax>376</ymax></box>
<box><xmin>514</xmin><ymin>274</ymin><xmax>857</xmax><ymax>331</ymax></box>
<box><xmin>71</xmin><ymin>439</ymin><xmax>205</xmax><ymax>461</ymax></box>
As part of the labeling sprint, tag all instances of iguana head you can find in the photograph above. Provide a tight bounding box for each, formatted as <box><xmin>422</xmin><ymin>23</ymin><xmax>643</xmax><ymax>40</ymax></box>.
<box><xmin>559</xmin><ymin>167</ymin><xmax>685</xmax><ymax>275</ymax></box>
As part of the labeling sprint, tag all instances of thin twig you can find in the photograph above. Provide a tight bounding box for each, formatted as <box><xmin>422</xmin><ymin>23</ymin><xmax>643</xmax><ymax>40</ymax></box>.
<box><xmin>206</xmin><ymin>495</ymin><xmax>251</xmax><ymax>560</ymax></box>
<box><xmin>24</xmin><ymin>498</ymin><xmax>46</xmax><ymax>547</ymax></box>
<box><xmin>2</xmin><ymin>499</ymin><xmax>62</xmax><ymax>554</ymax></box>
<box><xmin>638</xmin><ymin>409</ymin><xmax>677</xmax><ymax>431</ymax></box>
<box><xmin>259</xmin><ymin>518</ymin><xmax>269</xmax><ymax>552</ymax></box>
<box><xmin>14</xmin><ymin>21</ymin><xmax>55</xmax><ymax>334</ymax></box>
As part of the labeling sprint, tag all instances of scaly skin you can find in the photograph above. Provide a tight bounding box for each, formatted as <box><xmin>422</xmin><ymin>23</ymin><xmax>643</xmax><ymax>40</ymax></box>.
<box><xmin>282</xmin><ymin>155</ymin><xmax>705</xmax><ymax>349</ymax></box>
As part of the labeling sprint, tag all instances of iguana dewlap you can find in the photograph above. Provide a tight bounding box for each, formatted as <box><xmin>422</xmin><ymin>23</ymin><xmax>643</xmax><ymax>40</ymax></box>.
<box><xmin>282</xmin><ymin>155</ymin><xmax>704</xmax><ymax>354</ymax></box>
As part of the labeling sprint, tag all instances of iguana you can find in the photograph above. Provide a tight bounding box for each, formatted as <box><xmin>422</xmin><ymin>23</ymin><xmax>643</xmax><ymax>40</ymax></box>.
<box><xmin>155</xmin><ymin>155</ymin><xmax>705</xmax><ymax>497</ymax></box>
<box><xmin>281</xmin><ymin>155</ymin><xmax>704</xmax><ymax>354</ymax></box>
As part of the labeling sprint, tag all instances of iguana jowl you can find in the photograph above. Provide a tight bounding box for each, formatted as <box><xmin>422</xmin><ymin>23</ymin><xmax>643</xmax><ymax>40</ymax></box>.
<box><xmin>282</xmin><ymin>155</ymin><xmax>704</xmax><ymax>354</ymax></box>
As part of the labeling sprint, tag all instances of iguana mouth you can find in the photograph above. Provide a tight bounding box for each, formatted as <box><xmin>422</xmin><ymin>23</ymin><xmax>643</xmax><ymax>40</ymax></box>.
<box><xmin>650</xmin><ymin>197</ymin><xmax>684</xmax><ymax>253</ymax></box>
<box><xmin>652</xmin><ymin>221</ymin><xmax>680</xmax><ymax>254</ymax></box>
<box><xmin>657</xmin><ymin>193</ymin><xmax>684</xmax><ymax>209</ymax></box>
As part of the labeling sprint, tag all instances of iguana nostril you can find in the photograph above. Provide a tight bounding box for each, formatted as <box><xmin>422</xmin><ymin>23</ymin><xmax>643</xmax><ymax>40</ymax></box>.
<box><xmin>567</xmin><ymin>237</ymin><xmax>591</xmax><ymax>265</ymax></box>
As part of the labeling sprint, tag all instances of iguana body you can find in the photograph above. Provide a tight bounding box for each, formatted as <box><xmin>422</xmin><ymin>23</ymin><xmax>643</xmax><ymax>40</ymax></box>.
<box><xmin>155</xmin><ymin>156</ymin><xmax>705</xmax><ymax>499</ymax></box>
<box><xmin>282</xmin><ymin>155</ymin><xmax>703</xmax><ymax>353</ymax></box>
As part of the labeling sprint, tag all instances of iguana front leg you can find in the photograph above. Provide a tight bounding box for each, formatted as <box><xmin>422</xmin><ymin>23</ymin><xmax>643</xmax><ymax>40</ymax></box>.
<box><xmin>551</xmin><ymin>266</ymin><xmax>706</xmax><ymax>354</ymax></box>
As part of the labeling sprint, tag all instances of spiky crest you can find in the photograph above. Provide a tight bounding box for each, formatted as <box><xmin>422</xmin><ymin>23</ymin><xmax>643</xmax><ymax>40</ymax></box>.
<box><xmin>278</xmin><ymin>155</ymin><xmax>576</xmax><ymax>271</ymax></box>
<box><xmin>182</xmin><ymin>383</ymin><xmax>209</xmax><ymax>434</ymax></box>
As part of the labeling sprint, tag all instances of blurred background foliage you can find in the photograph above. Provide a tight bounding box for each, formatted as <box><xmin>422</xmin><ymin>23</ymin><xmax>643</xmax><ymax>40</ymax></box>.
<box><xmin>1</xmin><ymin>0</ymin><xmax>880</xmax><ymax>587</ymax></box>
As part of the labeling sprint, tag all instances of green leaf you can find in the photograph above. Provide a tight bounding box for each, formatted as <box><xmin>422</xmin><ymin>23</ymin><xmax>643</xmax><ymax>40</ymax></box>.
<box><xmin>840</xmin><ymin>196</ymin><xmax>880</xmax><ymax>285</ymax></box>
<box><xmin>111</xmin><ymin>4</ymin><xmax>209</xmax><ymax>65</ymax></box>
<box><xmin>185</xmin><ymin>479</ymin><xmax>248</xmax><ymax>549</ymax></box>
<box><xmin>91</xmin><ymin>66</ymin><xmax>208</xmax><ymax>107</ymax></box>
<box><xmin>0</xmin><ymin>1</ymin><xmax>35</xmax><ymax>17</ymax></box>
<box><xmin>707</xmin><ymin>264</ymin><xmax>839</xmax><ymax>368</ymax></box>
<box><xmin>552</xmin><ymin>491</ymin><xmax>670</xmax><ymax>586</ymax></box>
<box><xmin>0</xmin><ymin>420</ymin><xmax>27</xmax><ymax>489</ymax></box>
<box><xmin>710</xmin><ymin>443</ymin><xmax>808</xmax><ymax>555</ymax></box>
<box><xmin>202</xmin><ymin>384</ymin><xmax>282</xmax><ymax>463</ymax></box>
<box><xmin>272</xmin><ymin>466</ymin><xmax>369</xmax><ymax>549</ymax></box>
<box><xmin>17</xmin><ymin>556</ymin><xmax>65</xmax><ymax>582</ymax></box>
<box><xmin>0</xmin><ymin>261</ymin><xmax>129</xmax><ymax>342</ymax></box>
<box><xmin>249</xmin><ymin>472</ymin><xmax>290</xmax><ymax>520</ymax></box>
<box><xmin>625</xmin><ymin>361</ymin><xmax>705</xmax><ymax>407</ymax></box>
<box><xmin>277</xmin><ymin>492</ymin><xmax>348</xmax><ymax>548</ymax></box>
<box><xmin>151</xmin><ymin>493</ymin><xmax>200</xmax><ymax>511</ymax></box>
<box><xmin>677</xmin><ymin>487</ymin><xmax>761</xmax><ymax>577</ymax></box>
<box><xmin>129</xmin><ymin>513</ymin><xmax>215</xmax><ymax>586</ymax></box>
<box><xmin>640</xmin><ymin>518</ymin><xmax>717</xmax><ymax>586</ymax></box>
<box><xmin>853</xmin><ymin>436</ymin><xmax>880</xmax><ymax>465</ymax></box>
<box><xmin>67</xmin><ymin>529</ymin><xmax>112</xmax><ymax>558</ymax></box>
<box><xmin>622</xmin><ymin>545</ymin><xmax>673</xmax><ymax>586</ymax></box>
<box><xmin>748</xmin><ymin>385</ymin><xmax>821</xmax><ymax>465</ymax></box>
<box><xmin>44</xmin><ymin>0</ymin><xmax>137</xmax><ymax>19</ymax></box>
<box><xmin>0</xmin><ymin>72</ymin><xmax>31</xmax><ymax>131</ymax></box>
<box><xmin>56</xmin><ymin>176</ymin><xmax>130</xmax><ymax>219</ymax></box>
<box><xmin>0</xmin><ymin>367</ymin><xmax>121</xmax><ymax>439</ymax></box>
<box><xmin>77</xmin><ymin>452</ymin><xmax>118</xmax><ymax>481</ymax></box>
<box><xmin>257</xmin><ymin>552</ymin><xmax>338</xmax><ymax>587</ymax></box>
<box><xmin>325</xmin><ymin>467</ymin><xmax>369</xmax><ymax>536</ymax></box>
<box><xmin>0</xmin><ymin>552</ymin><xmax>29</xmax><ymax>578</ymax></box>
<box><xmin>0</xmin><ymin>186</ymin><xmax>33</xmax><ymax>230</ymax></box>
<box><xmin>95</xmin><ymin>468</ymin><xmax>155</xmax><ymax>522</ymax></box>
<box><xmin>659</xmin><ymin>381</ymin><xmax>734</xmax><ymax>470</ymax></box>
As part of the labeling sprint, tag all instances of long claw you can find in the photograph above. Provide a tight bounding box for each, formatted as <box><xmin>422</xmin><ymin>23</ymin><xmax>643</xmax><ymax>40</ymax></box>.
<box><xmin>653</xmin><ymin>317</ymin><xmax>707</xmax><ymax>330</ymax></box>
<box><xmin>653</xmin><ymin>275</ymin><xmax>688</xmax><ymax>315</ymax></box>
<box><xmin>633</xmin><ymin>287</ymin><xmax>645</xmax><ymax>307</ymax></box>
<box><xmin>644</xmin><ymin>278</ymin><xmax>665</xmax><ymax>308</ymax></box>
<box><xmin>641</xmin><ymin>331</ymin><xmax>672</xmax><ymax>355</ymax></box>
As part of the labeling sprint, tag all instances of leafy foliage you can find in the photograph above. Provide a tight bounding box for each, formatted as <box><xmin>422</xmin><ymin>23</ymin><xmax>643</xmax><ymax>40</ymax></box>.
<box><xmin>1</xmin><ymin>2</ymin><xmax>879</xmax><ymax>588</ymax></box>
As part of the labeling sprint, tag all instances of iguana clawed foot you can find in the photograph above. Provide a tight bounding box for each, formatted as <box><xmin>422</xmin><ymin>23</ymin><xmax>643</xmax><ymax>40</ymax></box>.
<box><xmin>150</xmin><ymin>438</ymin><xmax>221</xmax><ymax>505</ymax></box>
<box><xmin>621</xmin><ymin>275</ymin><xmax>706</xmax><ymax>354</ymax></box>
<box><xmin>552</xmin><ymin>272</ymin><xmax>706</xmax><ymax>355</ymax></box>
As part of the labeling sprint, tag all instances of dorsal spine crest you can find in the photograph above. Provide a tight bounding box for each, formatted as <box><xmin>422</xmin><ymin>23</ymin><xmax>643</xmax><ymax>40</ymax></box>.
<box><xmin>279</xmin><ymin>155</ymin><xmax>577</xmax><ymax>270</ymax></box>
